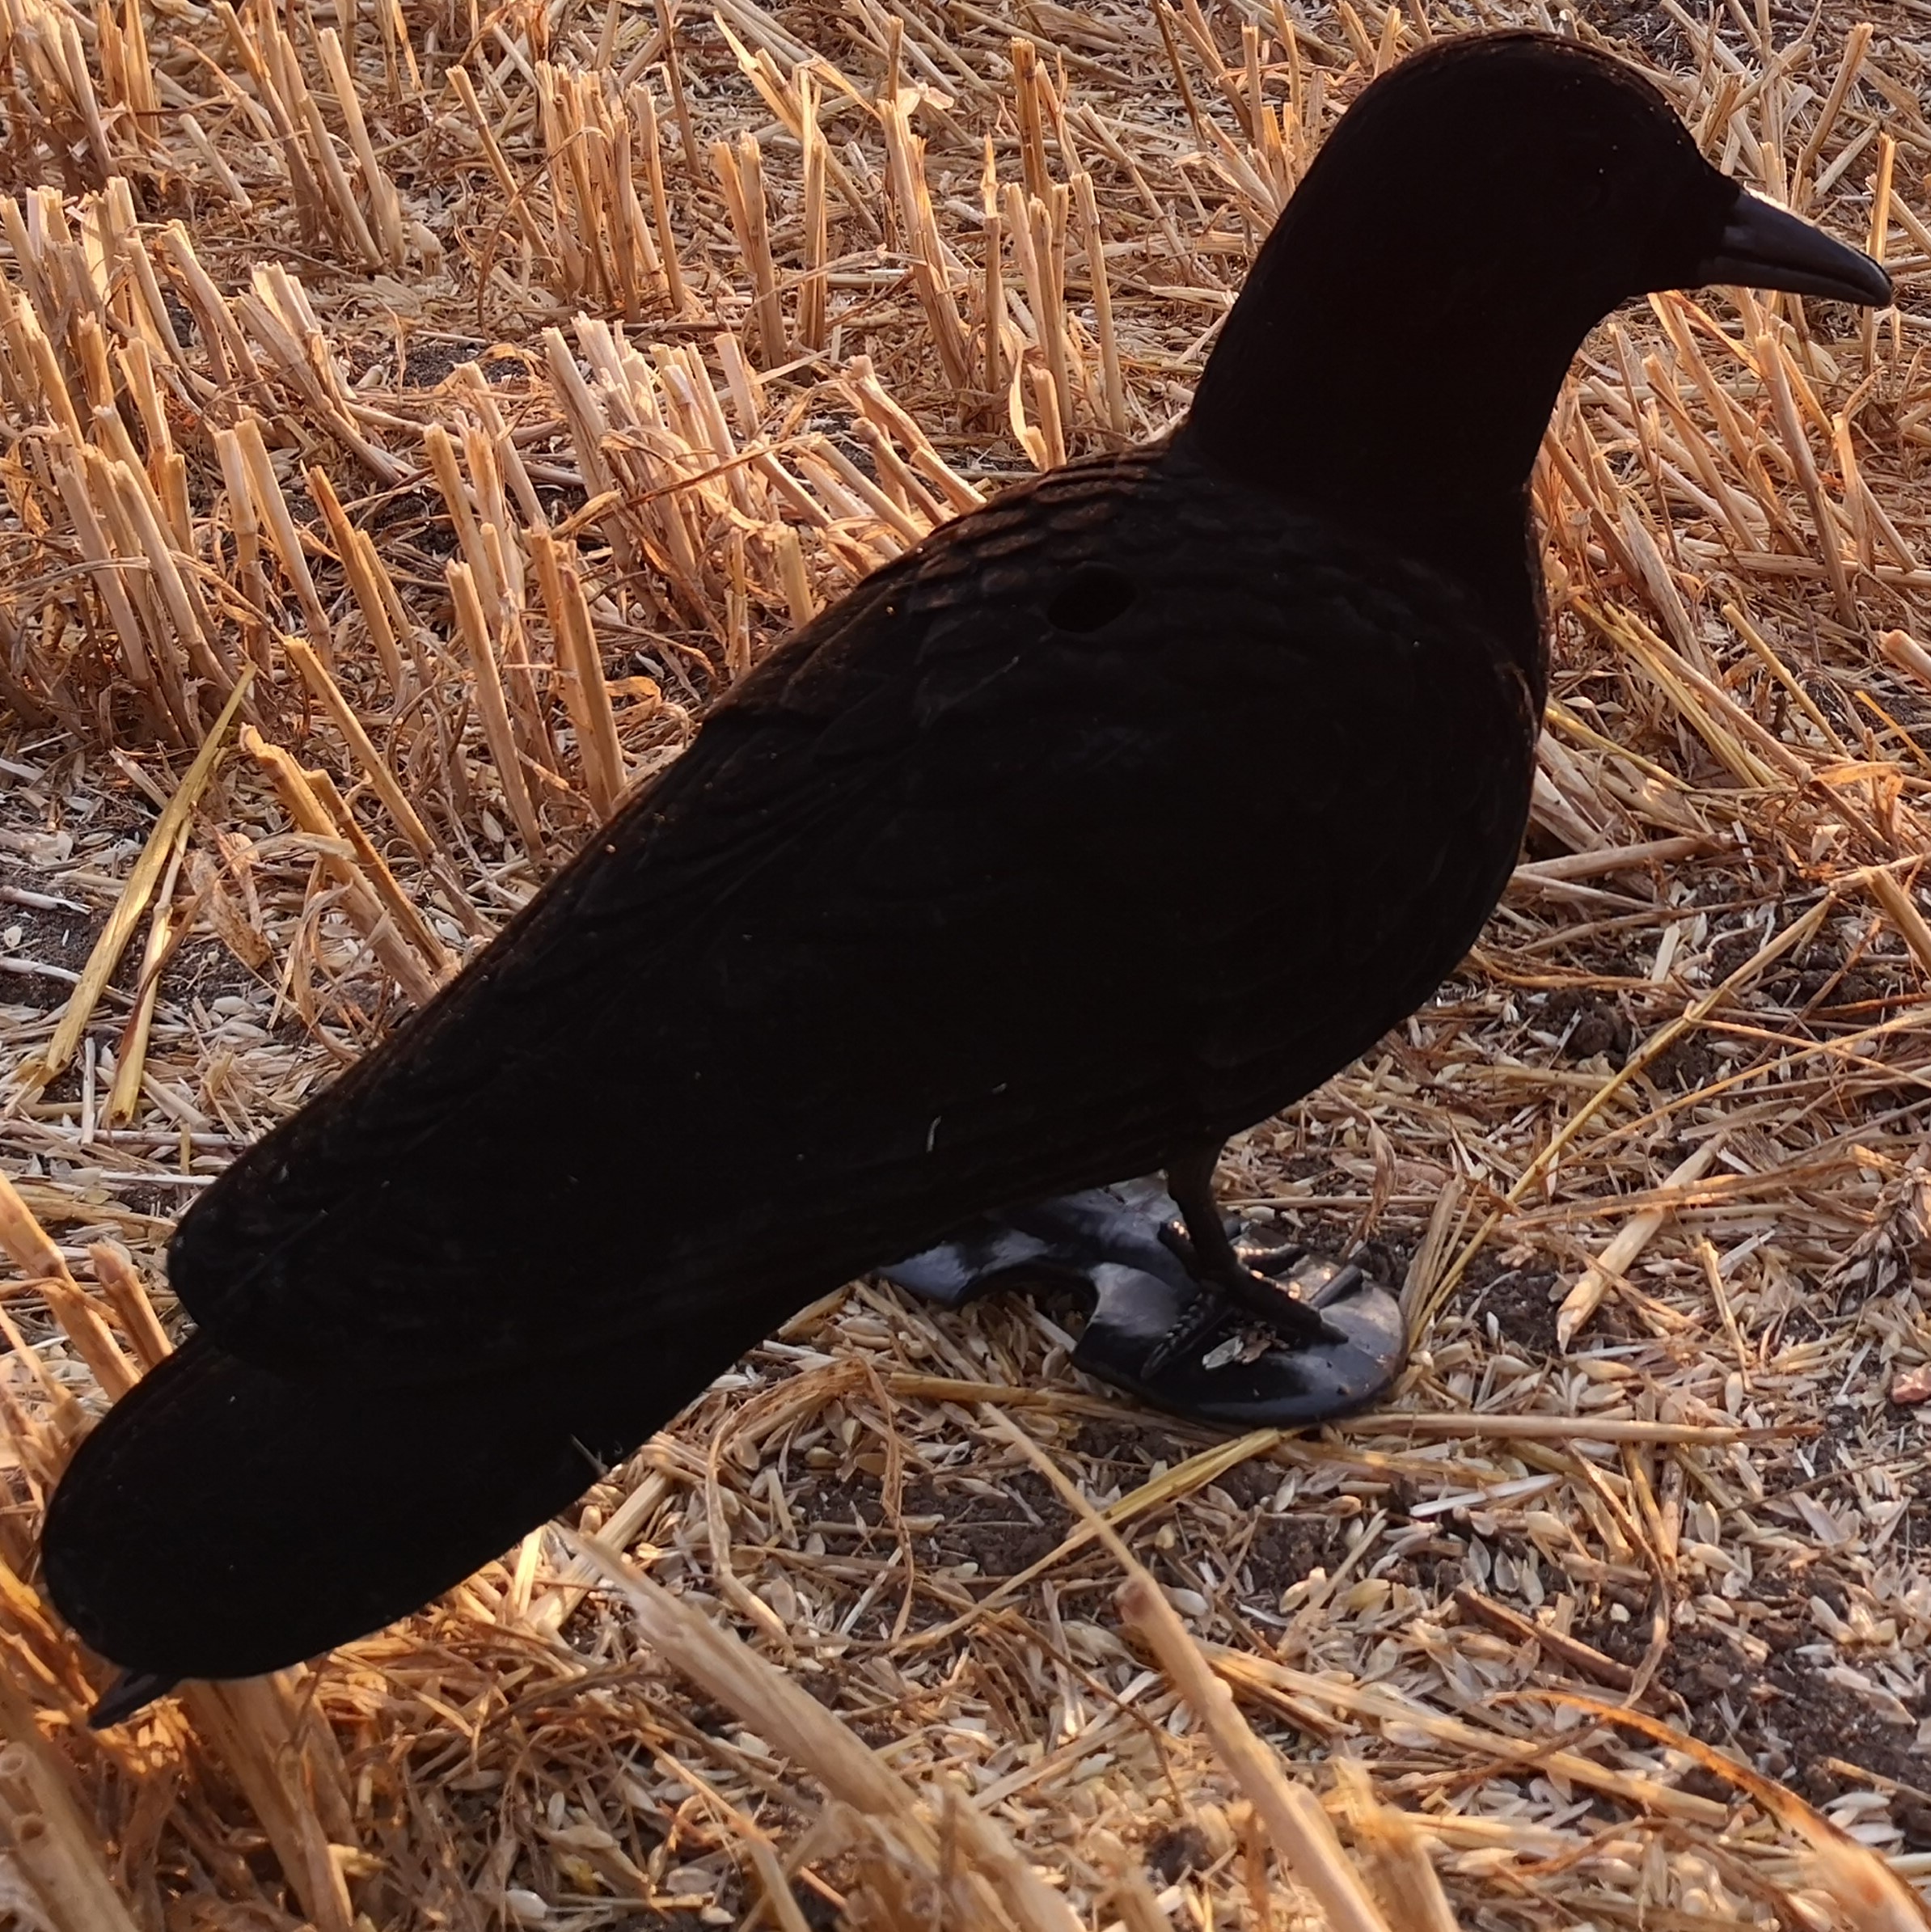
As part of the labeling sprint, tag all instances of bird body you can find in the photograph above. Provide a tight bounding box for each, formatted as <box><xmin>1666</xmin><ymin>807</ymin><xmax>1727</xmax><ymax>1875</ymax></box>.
<box><xmin>173</xmin><ymin>435</ymin><xmax>1536</xmax><ymax>1387</ymax></box>
<box><xmin>43</xmin><ymin>29</ymin><xmax>1893</xmax><ymax>1700</ymax></box>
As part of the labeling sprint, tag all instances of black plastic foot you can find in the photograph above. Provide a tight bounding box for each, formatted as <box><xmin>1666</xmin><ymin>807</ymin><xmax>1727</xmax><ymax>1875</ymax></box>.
<box><xmin>881</xmin><ymin>1177</ymin><xmax>1406</xmax><ymax>1429</ymax></box>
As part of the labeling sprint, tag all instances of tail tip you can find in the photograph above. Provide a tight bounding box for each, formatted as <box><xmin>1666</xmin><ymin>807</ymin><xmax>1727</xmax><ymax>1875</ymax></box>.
<box><xmin>88</xmin><ymin>1668</ymin><xmax>179</xmax><ymax>1729</ymax></box>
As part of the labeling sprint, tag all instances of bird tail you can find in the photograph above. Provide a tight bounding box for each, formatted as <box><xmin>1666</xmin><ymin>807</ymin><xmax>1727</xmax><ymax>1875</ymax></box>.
<box><xmin>40</xmin><ymin>1287</ymin><xmax>791</xmax><ymax>1689</ymax></box>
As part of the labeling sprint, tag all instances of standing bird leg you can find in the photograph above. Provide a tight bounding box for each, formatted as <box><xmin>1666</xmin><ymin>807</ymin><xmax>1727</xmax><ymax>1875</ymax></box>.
<box><xmin>881</xmin><ymin>1156</ymin><xmax>1401</xmax><ymax>1429</ymax></box>
<box><xmin>1160</xmin><ymin>1144</ymin><xmax>1339</xmax><ymax>1345</ymax></box>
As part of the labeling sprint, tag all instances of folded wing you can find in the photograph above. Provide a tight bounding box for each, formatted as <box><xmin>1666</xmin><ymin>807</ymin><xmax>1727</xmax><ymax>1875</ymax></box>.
<box><xmin>169</xmin><ymin>446</ymin><xmax>1532</xmax><ymax>1386</ymax></box>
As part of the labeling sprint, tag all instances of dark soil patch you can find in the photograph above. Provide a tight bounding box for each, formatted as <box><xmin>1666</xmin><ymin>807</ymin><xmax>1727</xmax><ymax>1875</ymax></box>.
<box><xmin>1240</xmin><ymin>1513</ymin><xmax>1346</xmax><ymax>1599</ymax></box>
<box><xmin>1143</xmin><ymin>1824</ymin><xmax>1210</xmax><ymax>1885</ymax></box>
<box><xmin>796</xmin><ymin>1882</ymin><xmax>841</xmax><ymax>1931</ymax></box>
<box><xmin>1071</xmin><ymin>1417</ymin><xmax>1188</xmax><ymax>1474</ymax></box>
<box><xmin>108</xmin><ymin>1186</ymin><xmax>192</xmax><ymax>1225</ymax></box>
<box><xmin>365</xmin><ymin>488</ymin><xmax>446</xmax><ymax>538</ymax></box>
<box><xmin>1646</xmin><ymin>1033</ymin><xmax>1714</xmax><ymax>1090</ymax></box>
<box><xmin>0</xmin><ymin>873</ymin><xmax>103</xmax><ymax>1006</ymax></box>
<box><xmin>0</xmin><ymin>895</ymin><xmax>99</xmax><ymax>969</ymax></box>
<box><xmin>1387</xmin><ymin>1534</ymin><xmax>1472</xmax><ymax>1596</ymax></box>
<box><xmin>1260</xmin><ymin>1203</ymin><xmax>1413</xmax><ymax>1289</ymax></box>
<box><xmin>1541</xmin><ymin>988</ymin><xmax>1633</xmax><ymax>1063</ymax></box>
<box><xmin>1472</xmin><ymin>1269</ymin><xmax>1563</xmax><ymax>1356</ymax></box>
<box><xmin>1213</xmin><ymin>1459</ymin><xmax>1280</xmax><ymax>1511</ymax></box>
<box><xmin>784</xmin><ymin>1466</ymin><xmax>1071</xmax><ymax>1579</ymax></box>
<box><xmin>162</xmin><ymin>937</ymin><xmax>267</xmax><ymax>1008</ymax></box>
<box><xmin>1353</xmin><ymin>1232</ymin><xmax>1414</xmax><ymax>1291</ymax></box>
<box><xmin>908</xmin><ymin>1470</ymin><xmax>1068</xmax><ymax>1575</ymax></box>
<box><xmin>1580</xmin><ymin>1596</ymin><xmax>1930</xmax><ymax>1835</ymax></box>
<box><xmin>401</xmin><ymin>336</ymin><xmax>486</xmax><ymax>387</ymax></box>
<box><xmin>1768</xmin><ymin>1299</ymin><xmax>1826</xmax><ymax>1348</ymax></box>
<box><xmin>787</xmin><ymin>1472</ymin><xmax>893</xmax><ymax>1545</ymax></box>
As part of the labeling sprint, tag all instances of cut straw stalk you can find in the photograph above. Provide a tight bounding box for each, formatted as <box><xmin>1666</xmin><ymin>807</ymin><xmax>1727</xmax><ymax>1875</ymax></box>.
<box><xmin>315</xmin><ymin>24</ymin><xmax>404</xmax><ymax>267</ymax></box>
<box><xmin>981</xmin><ymin>191</ymin><xmax>1007</xmax><ymax>400</ymax></box>
<box><xmin>1428</xmin><ymin>850</ymin><xmax>1834</xmax><ymax>1325</ymax></box>
<box><xmin>877</xmin><ymin>89</ymin><xmax>973</xmax><ymax>391</ymax></box>
<box><xmin>87</xmin><ymin>442</ymin><xmax>239</xmax><ymax>704</ymax></box>
<box><xmin>161</xmin><ymin>222</ymin><xmax>275</xmax><ymax>407</ymax></box>
<box><xmin>213</xmin><ymin>428</ymin><xmax>272</xmax><ymax>672</ymax></box>
<box><xmin>306</xmin><ymin>467</ymin><xmax>406</xmax><ymax>696</ymax></box>
<box><xmin>537</xmin><ymin>64</ymin><xmax>654</xmax><ymax>320</ymax></box>
<box><xmin>530</xmin><ymin>530</ymin><xmax>626</xmax><ymax>817</ymax></box>
<box><xmin>1510</xmin><ymin>833</ymin><xmax>1707</xmax><ymax>886</ymax></box>
<box><xmin>902</xmin><ymin>1426</ymin><xmax>1287</xmax><ymax>1652</ymax></box>
<box><xmin>1329</xmin><ymin>1761</ymin><xmax>1463</xmax><ymax>1932</ymax></box>
<box><xmin>233</xmin><ymin>416</ymin><xmax>333</xmax><ymax>653</ymax></box>
<box><xmin>1864</xmin><ymin>865</ymin><xmax>1931</xmax><ymax>982</ymax></box>
<box><xmin>635</xmin><ymin>79</ymin><xmax>688</xmax><ymax>315</ymax></box>
<box><xmin>1452</xmin><ymin>1585</ymin><xmax>1637</xmax><ymax>1692</ymax></box>
<box><xmin>447</xmin><ymin>561</ymin><xmax>547</xmax><ymax>865</ymax></box>
<box><xmin>1794</xmin><ymin>21</ymin><xmax>1871</xmax><ymax>208</ymax></box>
<box><xmin>230</xmin><ymin>1</ymin><xmax>386</xmax><ymax>270</ymax></box>
<box><xmin>0</xmin><ymin>1169</ymin><xmax>135</xmax><ymax>1398</ymax></box>
<box><xmin>1557</xmin><ymin>1134</ymin><xmax>1727</xmax><ymax>1346</ymax></box>
<box><xmin>742</xmin><ymin>1839</ymin><xmax>813</xmax><ymax>1932</ymax></box>
<box><xmin>32</xmin><ymin>671</ymin><xmax>251</xmax><ymax>1085</ymax></box>
<box><xmin>181</xmin><ymin>1678</ymin><xmax>356</xmax><ymax>1932</ymax></box>
<box><xmin>423</xmin><ymin>424</ymin><xmax>506</xmax><ymax>613</ymax></box>
<box><xmin>651</xmin><ymin>0</ymin><xmax>701</xmax><ymax>177</ymax></box>
<box><xmin>709</xmin><ymin>17</ymin><xmax>875</xmax><ymax>237</ymax></box>
<box><xmin>712</xmin><ymin>135</ymin><xmax>785</xmax><ymax>364</ymax></box>
<box><xmin>1002</xmin><ymin>179</ymin><xmax>1075</xmax><ymax>459</ymax></box>
<box><xmin>49</xmin><ymin>448</ymin><xmax>189</xmax><ymax>742</ymax></box>
<box><xmin>1072</xmin><ymin>171</ymin><xmax>1126</xmax><ymax>435</ymax></box>
<box><xmin>242</xmin><ymin>727</ymin><xmax>446</xmax><ymax>1004</ymax></box>
<box><xmin>1723</xmin><ymin>599</ymin><xmax>1851</xmax><ymax>755</ymax></box>
<box><xmin>1879</xmin><ymin>625</ymin><xmax>1931</xmax><ymax>691</ymax></box>
<box><xmin>1756</xmin><ymin>326</ymin><xmax>1858</xmax><ymax>624</ymax></box>
<box><xmin>283</xmin><ymin>637</ymin><xmax>437</xmax><ymax>860</ymax></box>
<box><xmin>0</xmin><ymin>1309</ymin><xmax>82</xmax><ymax>1494</ymax></box>
<box><xmin>95</xmin><ymin>0</ymin><xmax>158</xmax><ymax>125</ymax></box>
<box><xmin>302</xmin><ymin>767</ymin><xmax>454</xmax><ymax>981</ymax></box>
<box><xmin>1532</xmin><ymin>1692</ymin><xmax>1931</xmax><ymax>1932</ymax></box>
<box><xmin>86</xmin><ymin>1243</ymin><xmax>170</xmax><ymax>1369</ymax></box>
<box><xmin>797</xmin><ymin>69</ymin><xmax>827</xmax><ymax>351</ymax></box>
<box><xmin>1012</xmin><ymin>37</ymin><xmax>1049</xmax><ymax>200</ymax></box>
<box><xmin>568</xmin><ymin>1534</ymin><xmax>1084</xmax><ymax>1932</ymax></box>
<box><xmin>880</xmin><ymin>1375</ymin><xmax>1762</xmax><ymax>1444</ymax></box>
<box><xmin>104</xmin><ymin>822</ymin><xmax>192</xmax><ymax>1124</ymax></box>
<box><xmin>4</xmin><ymin>1810</ymin><xmax>136</xmax><ymax>1932</ymax></box>
<box><xmin>0</xmin><ymin>1666</ymin><xmax>139</xmax><ymax>1932</ymax></box>
<box><xmin>448</xmin><ymin>64</ymin><xmax>552</xmax><ymax>268</ymax></box>
<box><xmin>1209</xmin><ymin>1647</ymin><xmax>1728</xmax><ymax>1826</ymax></box>
<box><xmin>236</xmin><ymin>264</ymin><xmax>406</xmax><ymax>483</ymax></box>
<box><xmin>981</xmin><ymin>1413</ymin><xmax>1394</xmax><ymax>1932</ymax></box>
<box><xmin>843</xmin><ymin>357</ymin><xmax>983</xmax><ymax>513</ymax></box>
<box><xmin>453</xmin><ymin>366</ymin><xmax>547</xmax><ymax>530</ymax></box>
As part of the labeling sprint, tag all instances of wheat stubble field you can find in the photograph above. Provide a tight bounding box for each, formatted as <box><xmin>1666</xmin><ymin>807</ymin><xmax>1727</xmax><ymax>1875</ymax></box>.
<box><xmin>0</xmin><ymin>0</ymin><xmax>1929</xmax><ymax>1926</ymax></box>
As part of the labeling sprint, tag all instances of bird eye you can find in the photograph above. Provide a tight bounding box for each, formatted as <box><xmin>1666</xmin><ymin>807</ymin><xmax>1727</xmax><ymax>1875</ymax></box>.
<box><xmin>1046</xmin><ymin>566</ymin><xmax>1135</xmax><ymax>632</ymax></box>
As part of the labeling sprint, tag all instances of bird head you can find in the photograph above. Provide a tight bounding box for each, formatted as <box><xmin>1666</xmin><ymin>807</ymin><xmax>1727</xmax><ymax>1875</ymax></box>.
<box><xmin>1297</xmin><ymin>30</ymin><xmax>1891</xmax><ymax>325</ymax></box>
<box><xmin>1189</xmin><ymin>29</ymin><xmax>1891</xmax><ymax>598</ymax></box>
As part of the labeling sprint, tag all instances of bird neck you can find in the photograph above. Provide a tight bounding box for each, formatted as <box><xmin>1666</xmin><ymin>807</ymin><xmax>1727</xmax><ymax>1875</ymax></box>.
<box><xmin>1186</xmin><ymin>219</ymin><xmax>1585</xmax><ymax>678</ymax></box>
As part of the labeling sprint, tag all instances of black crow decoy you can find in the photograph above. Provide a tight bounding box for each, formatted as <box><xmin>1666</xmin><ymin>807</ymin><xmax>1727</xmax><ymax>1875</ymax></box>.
<box><xmin>44</xmin><ymin>30</ymin><xmax>1890</xmax><ymax>1715</ymax></box>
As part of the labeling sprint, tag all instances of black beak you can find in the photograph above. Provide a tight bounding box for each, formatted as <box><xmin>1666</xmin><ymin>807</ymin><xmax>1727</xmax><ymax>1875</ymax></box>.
<box><xmin>1697</xmin><ymin>188</ymin><xmax>1892</xmax><ymax>306</ymax></box>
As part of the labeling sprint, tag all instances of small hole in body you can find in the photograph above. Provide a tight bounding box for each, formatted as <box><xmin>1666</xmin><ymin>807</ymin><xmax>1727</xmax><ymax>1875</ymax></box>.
<box><xmin>1046</xmin><ymin>565</ymin><xmax>1135</xmax><ymax>632</ymax></box>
